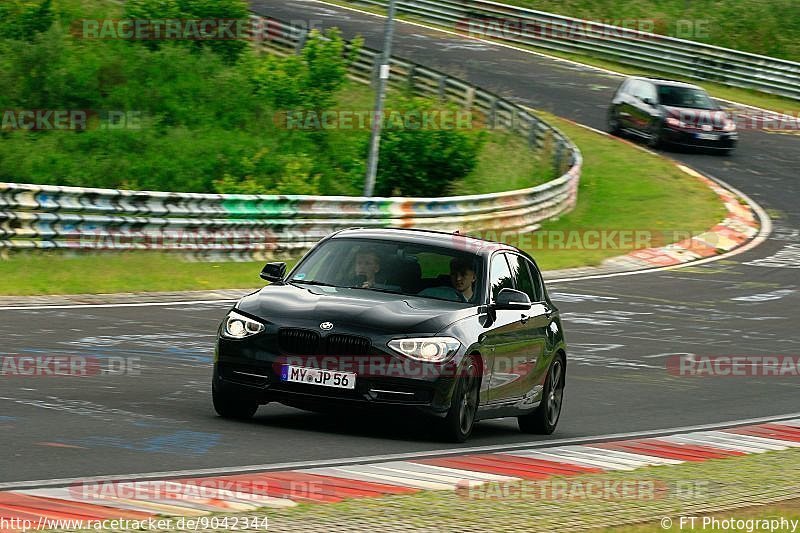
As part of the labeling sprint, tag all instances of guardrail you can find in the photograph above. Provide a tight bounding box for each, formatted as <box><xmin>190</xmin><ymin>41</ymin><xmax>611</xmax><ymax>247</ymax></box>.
<box><xmin>0</xmin><ymin>15</ymin><xmax>581</xmax><ymax>260</ymax></box>
<box><xmin>344</xmin><ymin>0</ymin><xmax>800</xmax><ymax>101</ymax></box>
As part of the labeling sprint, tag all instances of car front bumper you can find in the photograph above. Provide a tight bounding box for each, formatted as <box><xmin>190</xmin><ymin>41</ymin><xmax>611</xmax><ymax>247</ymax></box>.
<box><xmin>662</xmin><ymin>127</ymin><xmax>738</xmax><ymax>149</ymax></box>
<box><xmin>214</xmin><ymin>336</ymin><xmax>464</xmax><ymax>417</ymax></box>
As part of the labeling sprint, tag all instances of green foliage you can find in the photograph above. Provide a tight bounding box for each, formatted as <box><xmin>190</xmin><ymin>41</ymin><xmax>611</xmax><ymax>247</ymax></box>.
<box><xmin>252</xmin><ymin>29</ymin><xmax>361</xmax><ymax>113</ymax></box>
<box><xmin>375</xmin><ymin>96</ymin><xmax>485</xmax><ymax>197</ymax></box>
<box><xmin>0</xmin><ymin>0</ymin><xmax>498</xmax><ymax>198</ymax></box>
<box><xmin>123</xmin><ymin>0</ymin><xmax>250</xmax><ymax>62</ymax></box>
<box><xmin>0</xmin><ymin>0</ymin><xmax>54</xmax><ymax>41</ymax></box>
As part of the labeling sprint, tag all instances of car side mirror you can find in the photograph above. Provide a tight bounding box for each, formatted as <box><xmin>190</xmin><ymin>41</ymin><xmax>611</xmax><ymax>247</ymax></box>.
<box><xmin>642</xmin><ymin>97</ymin><xmax>656</xmax><ymax>106</ymax></box>
<box><xmin>260</xmin><ymin>262</ymin><xmax>286</xmax><ymax>283</ymax></box>
<box><xmin>494</xmin><ymin>288</ymin><xmax>531</xmax><ymax>310</ymax></box>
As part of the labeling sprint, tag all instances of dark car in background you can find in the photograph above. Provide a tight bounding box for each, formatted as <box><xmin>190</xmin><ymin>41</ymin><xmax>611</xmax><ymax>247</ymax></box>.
<box><xmin>213</xmin><ymin>228</ymin><xmax>567</xmax><ymax>442</ymax></box>
<box><xmin>608</xmin><ymin>76</ymin><xmax>738</xmax><ymax>153</ymax></box>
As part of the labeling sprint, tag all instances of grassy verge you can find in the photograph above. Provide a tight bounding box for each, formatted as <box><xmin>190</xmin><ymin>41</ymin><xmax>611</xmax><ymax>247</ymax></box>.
<box><xmin>0</xmin><ymin>253</ymin><xmax>292</xmax><ymax>296</ymax></box>
<box><xmin>323</xmin><ymin>0</ymin><xmax>800</xmax><ymax>115</ymax></box>
<box><xmin>1</xmin><ymin>111</ymin><xmax>726</xmax><ymax>294</ymax></box>
<box><xmin>107</xmin><ymin>447</ymin><xmax>800</xmax><ymax>533</ymax></box>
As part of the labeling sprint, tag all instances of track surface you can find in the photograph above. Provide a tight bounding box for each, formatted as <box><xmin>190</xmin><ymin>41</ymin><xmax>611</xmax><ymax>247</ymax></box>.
<box><xmin>2</xmin><ymin>0</ymin><xmax>798</xmax><ymax>483</ymax></box>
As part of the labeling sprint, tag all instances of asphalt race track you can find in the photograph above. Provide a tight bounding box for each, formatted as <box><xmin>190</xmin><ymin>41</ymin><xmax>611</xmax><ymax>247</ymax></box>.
<box><xmin>1</xmin><ymin>0</ymin><xmax>798</xmax><ymax>484</ymax></box>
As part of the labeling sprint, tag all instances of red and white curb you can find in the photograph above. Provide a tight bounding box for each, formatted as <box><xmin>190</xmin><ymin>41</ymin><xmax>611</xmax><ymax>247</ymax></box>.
<box><xmin>2</xmin><ymin>419</ymin><xmax>800</xmax><ymax>527</ymax></box>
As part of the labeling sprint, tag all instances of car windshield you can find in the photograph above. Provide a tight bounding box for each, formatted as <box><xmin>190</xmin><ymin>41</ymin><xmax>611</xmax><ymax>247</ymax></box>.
<box><xmin>288</xmin><ymin>237</ymin><xmax>484</xmax><ymax>304</ymax></box>
<box><xmin>657</xmin><ymin>85</ymin><xmax>718</xmax><ymax>110</ymax></box>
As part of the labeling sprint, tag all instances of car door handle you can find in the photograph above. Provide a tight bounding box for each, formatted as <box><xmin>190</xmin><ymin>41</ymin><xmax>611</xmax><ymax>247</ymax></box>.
<box><xmin>520</xmin><ymin>314</ymin><xmax>530</xmax><ymax>324</ymax></box>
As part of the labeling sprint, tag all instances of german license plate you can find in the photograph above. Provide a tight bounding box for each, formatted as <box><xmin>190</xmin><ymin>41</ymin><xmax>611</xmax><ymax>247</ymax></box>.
<box><xmin>696</xmin><ymin>133</ymin><xmax>720</xmax><ymax>140</ymax></box>
<box><xmin>281</xmin><ymin>365</ymin><xmax>356</xmax><ymax>389</ymax></box>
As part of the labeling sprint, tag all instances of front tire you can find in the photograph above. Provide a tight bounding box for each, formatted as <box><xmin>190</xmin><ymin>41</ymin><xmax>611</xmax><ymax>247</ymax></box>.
<box><xmin>440</xmin><ymin>355</ymin><xmax>480</xmax><ymax>442</ymax></box>
<box><xmin>607</xmin><ymin>109</ymin><xmax>622</xmax><ymax>135</ymax></box>
<box><xmin>646</xmin><ymin>121</ymin><xmax>663</xmax><ymax>148</ymax></box>
<box><xmin>213</xmin><ymin>381</ymin><xmax>259</xmax><ymax>420</ymax></box>
<box><xmin>518</xmin><ymin>355</ymin><xmax>565</xmax><ymax>434</ymax></box>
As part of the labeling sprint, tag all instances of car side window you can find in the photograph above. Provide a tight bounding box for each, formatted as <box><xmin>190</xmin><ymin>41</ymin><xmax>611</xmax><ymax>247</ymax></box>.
<box><xmin>641</xmin><ymin>82</ymin><xmax>657</xmax><ymax>103</ymax></box>
<box><xmin>506</xmin><ymin>253</ymin><xmax>538</xmax><ymax>302</ymax></box>
<box><xmin>525</xmin><ymin>260</ymin><xmax>545</xmax><ymax>302</ymax></box>
<box><xmin>626</xmin><ymin>80</ymin><xmax>641</xmax><ymax>98</ymax></box>
<box><xmin>489</xmin><ymin>254</ymin><xmax>513</xmax><ymax>302</ymax></box>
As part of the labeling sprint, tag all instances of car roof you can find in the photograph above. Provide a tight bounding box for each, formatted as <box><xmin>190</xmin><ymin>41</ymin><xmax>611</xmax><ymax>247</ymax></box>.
<box><xmin>628</xmin><ymin>76</ymin><xmax>704</xmax><ymax>90</ymax></box>
<box><xmin>330</xmin><ymin>227</ymin><xmax>527</xmax><ymax>258</ymax></box>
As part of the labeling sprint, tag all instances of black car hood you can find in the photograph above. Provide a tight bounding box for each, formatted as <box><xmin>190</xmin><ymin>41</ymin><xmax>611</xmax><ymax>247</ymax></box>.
<box><xmin>236</xmin><ymin>283</ymin><xmax>477</xmax><ymax>334</ymax></box>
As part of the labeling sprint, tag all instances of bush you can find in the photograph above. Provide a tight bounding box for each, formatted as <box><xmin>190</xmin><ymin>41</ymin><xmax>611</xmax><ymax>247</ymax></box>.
<box><xmin>123</xmin><ymin>0</ymin><xmax>250</xmax><ymax>62</ymax></box>
<box><xmin>0</xmin><ymin>0</ymin><xmax>53</xmax><ymax>41</ymax></box>
<box><xmin>374</xmin><ymin>96</ymin><xmax>485</xmax><ymax>197</ymax></box>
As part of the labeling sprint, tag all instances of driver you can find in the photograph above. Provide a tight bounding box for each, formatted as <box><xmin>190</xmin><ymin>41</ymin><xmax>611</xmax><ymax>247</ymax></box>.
<box><xmin>352</xmin><ymin>250</ymin><xmax>381</xmax><ymax>288</ymax></box>
<box><xmin>450</xmin><ymin>257</ymin><xmax>477</xmax><ymax>302</ymax></box>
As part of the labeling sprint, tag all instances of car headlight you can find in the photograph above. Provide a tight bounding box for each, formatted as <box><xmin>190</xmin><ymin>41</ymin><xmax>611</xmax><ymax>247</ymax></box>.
<box><xmin>722</xmin><ymin>119</ymin><xmax>737</xmax><ymax>132</ymax></box>
<box><xmin>387</xmin><ymin>337</ymin><xmax>461</xmax><ymax>362</ymax></box>
<box><xmin>223</xmin><ymin>311</ymin><xmax>264</xmax><ymax>339</ymax></box>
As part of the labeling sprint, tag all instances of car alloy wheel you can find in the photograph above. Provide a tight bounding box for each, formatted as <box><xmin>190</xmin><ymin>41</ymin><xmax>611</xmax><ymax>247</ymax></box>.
<box><xmin>518</xmin><ymin>355</ymin><xmax>564</xmax><ymax>434</ymax></box>
<box><xmin>545</xmin><ymin>359</ymin><xmax>564</xmax><ymax>428</ymax></box>
<box><xmin>442</xmin><ymin>355</ymin><xmax>480</xmax><ymax>442</ymax></box>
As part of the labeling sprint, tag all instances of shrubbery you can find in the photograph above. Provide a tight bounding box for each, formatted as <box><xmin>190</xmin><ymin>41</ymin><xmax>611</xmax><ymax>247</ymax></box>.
<box><xmin>0</xmin><ymin>0</ymin><xmax>483</xmax><ymax>197</ymax></box>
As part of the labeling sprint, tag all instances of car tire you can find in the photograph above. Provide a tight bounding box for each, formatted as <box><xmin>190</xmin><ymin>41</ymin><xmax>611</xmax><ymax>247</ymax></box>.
<box><xmin>607</xmin><ymin>110</ymin><xmax>622</xmax><ymax>135</ymax></box>
<box><xmin>212</xmin><ymin>381</ymin><xmax>259</xmax><ymax>420</ymax></box>
<box><xmin>518</xmin><ymin>355</ymin><xmax>564</xmax><ymax>435</ymax></box>
<box><xmin>646</xmin><ymin>122</ymin><xmax>663</xmax><ymax>148</ymax></box>
<box><xmin>440</xmin><ymin>355</ymin><xmax>480</xmax><ymax>443</ymax></box>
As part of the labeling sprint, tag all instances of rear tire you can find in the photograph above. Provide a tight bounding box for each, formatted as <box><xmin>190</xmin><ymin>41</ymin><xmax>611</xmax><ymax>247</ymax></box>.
<box><xmin>213</xmin><ymin>381</ymin><xmax>259</xmax><ymax>420</ymax></box>
<box><xmin>440</xmin><ymin>355</ymin><xmax>480</xmax><ymax>443</ymax></box>
<box><xmin>518</xmin><ymin>355</ymin><xmax>564</xmax><ymax>435</ymax></box>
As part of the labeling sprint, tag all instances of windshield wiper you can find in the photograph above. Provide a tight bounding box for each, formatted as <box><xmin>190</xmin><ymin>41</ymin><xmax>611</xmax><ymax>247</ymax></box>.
<box><xmin>290</xmin><ymin>280</ymin><xmax>336</xmax><ymax>287</ymax></box>
<box><xmin>345</xmin><ymin>285</ymin><xmax>404</xmax><ymax>295</ymax></box>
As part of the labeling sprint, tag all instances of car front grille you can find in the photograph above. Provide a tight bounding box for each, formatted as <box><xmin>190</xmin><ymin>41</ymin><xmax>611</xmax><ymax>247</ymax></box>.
<box><xmin>326</xmin><ymin>334</ymin><xmax>372</xmax><ymax>356</ymax></box>
<box><xmin>277</xmin><ymin>328</ymin><xmax>372</xmax><ymax>356</ymax></box>
<box><xmin>278</xmin><ymin>328</ymin><xmax>321</xmax><ymax>355</ymax></box>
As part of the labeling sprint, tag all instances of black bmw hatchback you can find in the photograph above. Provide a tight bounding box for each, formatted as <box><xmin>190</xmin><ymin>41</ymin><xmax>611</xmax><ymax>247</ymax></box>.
<box><xmin>608</xmin><ymin>76</ymin><xmax>738</xmax><ymax>153</ymax></box>
<box><xmin>213</xmin><ymin>228</ymin><xmax>567</xmax><ymax>442</ymax></box>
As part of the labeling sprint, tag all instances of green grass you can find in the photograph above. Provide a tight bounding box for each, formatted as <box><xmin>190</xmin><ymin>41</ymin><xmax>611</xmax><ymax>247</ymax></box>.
<box><xmin>128</xmin><ymin>447</ymin><xmax>800</xmax><ymax>533</ymax></box>
<box><xmin>480</xmin><ymin>0</ymin><xmax>800</xmax><ymax>62</ymax></box>
<box><xmin>324</xmin><ymin>0</ymin><xmax>800</xmax><ymax>115</ymax></box>
<box><xmin>0</xmin><ymin>253</ymin><xmax>291</xmax><ymax>296</ymax></box>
